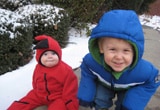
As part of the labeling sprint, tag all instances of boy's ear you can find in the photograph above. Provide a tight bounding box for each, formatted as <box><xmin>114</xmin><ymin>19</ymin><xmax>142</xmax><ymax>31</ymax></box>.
<box><xmin>99</xmin><ymin>47</ymin><xmax>104</xmax><ymax>53</ymax></box>
<box><xmin>98</xmin><ymin>40</ymin><xmax>104</xmax><ymax>53</ymax></box>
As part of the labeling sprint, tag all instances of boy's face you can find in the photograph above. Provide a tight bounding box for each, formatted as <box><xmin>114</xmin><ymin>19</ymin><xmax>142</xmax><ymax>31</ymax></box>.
<box><xmin>99</xmin><ymin>37</ymin><xmax>134</xmax><ymax>72</ymax></box>
<box><xmin>40</xmin><ymin>50</ymin><xmax>59</xmax><ymax>67</ymax></box>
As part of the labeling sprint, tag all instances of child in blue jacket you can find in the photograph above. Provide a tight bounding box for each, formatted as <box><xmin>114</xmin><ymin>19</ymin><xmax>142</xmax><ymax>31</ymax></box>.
<box><xmin>78</xmin><ymin>10</ymin><xmax>160</xmax><ymax>110</ymax></box>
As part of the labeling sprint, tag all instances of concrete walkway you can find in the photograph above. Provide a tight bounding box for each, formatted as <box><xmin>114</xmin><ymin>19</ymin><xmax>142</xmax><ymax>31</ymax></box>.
<box><xmin>142</xmin><ymin>26</ymin><xmax>160</xmax><ymax>110</ymax></box>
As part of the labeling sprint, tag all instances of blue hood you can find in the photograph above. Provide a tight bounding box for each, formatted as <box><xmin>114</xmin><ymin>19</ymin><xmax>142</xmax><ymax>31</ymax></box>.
<box><xmin>89</xmin><ymin>10</ymin><xmax>144</xmax><ymax>69</ymax></box>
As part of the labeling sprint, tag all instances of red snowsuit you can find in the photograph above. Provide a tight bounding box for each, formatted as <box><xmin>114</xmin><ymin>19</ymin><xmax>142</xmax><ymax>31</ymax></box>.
<box><xmin>8</xmin><ymin>35</ymin><xmax>79</xmax><ymax>110</ymax></box>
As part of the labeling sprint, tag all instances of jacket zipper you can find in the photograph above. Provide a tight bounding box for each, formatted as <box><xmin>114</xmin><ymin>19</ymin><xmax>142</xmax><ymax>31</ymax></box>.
<box><xmin>44</xmin><ymin>73</ymin><xmax>51</xmax><ymax>101</ymax></box>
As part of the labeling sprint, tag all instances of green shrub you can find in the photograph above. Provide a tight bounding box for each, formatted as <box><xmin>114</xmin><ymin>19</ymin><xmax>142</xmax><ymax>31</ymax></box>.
<box><xmin>32</xmin><ymin>0</ymin><xmax>107</xmax><ymax>26</ymax></box>
<box><xmin>111</xmin><ymin>0</ymin><xmax>157</xmax><ymax>14</ymax></box>
<box><xmin>0</xmin><ymin>9</ymin><xmax>33</xmax><ymax>75</ymax></box>
<box><xmin>0</xmin><ymin>0</ymin><xmax>31</xmax><ymax>11</ymax></box>
<box><xmin>35</xmin><ymin>0</ymin><xmax>157</xmax><ymax>25</ymax></box>
<box><xmin>15</xmin><ymin>4</ymin><xmax>70</xmax><ymax>47</ymax></box>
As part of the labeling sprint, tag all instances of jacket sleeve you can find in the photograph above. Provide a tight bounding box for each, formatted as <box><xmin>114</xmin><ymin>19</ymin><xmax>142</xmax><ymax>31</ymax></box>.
<box><xmin>62</xmin><ymin>68</ymin><xmax>79</xmax><ymax>110</ymax></box>
<box><xmin>78</xmin><ymin>60</ymin><xmax>97</xmax><ymax>104</ymax></box>
<box><xmin>122</xmin><ymin>68</ymin><xmax>160</xmax><ymax>110</ymax></box>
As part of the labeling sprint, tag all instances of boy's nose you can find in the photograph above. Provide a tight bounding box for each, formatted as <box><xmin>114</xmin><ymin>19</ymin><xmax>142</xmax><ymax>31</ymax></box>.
<box><xmin>115</xmin><ymin>52</ymin><xmax>123</xmax><ymax>59</ymax></box>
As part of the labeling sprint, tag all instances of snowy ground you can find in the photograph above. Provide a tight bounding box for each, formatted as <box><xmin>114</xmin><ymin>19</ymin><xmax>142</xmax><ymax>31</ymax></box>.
<box><xmin>0</xmin><ymin>14</ymin><xmax>160</xmax><ymax>110</ymax></box>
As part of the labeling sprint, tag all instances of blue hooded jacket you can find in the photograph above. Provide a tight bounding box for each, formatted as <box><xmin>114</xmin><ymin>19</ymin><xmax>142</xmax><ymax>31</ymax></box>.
<box><xmin>78</xmin><ymin>10</ymin><xmax>160</xmax><ymax>110</ymax></box>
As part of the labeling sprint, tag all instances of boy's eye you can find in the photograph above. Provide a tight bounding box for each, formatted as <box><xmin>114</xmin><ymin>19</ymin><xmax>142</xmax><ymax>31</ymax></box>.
<box><xmin>124</xmin><ymin>49</ymin><xmax>131</xmax><ymax>52</ymax></box>
<box><xmin>124</xmin><ymin>49</ymin><xmax>129</xmax><ymax>52</ymax></box>
<box><xmin>109</xmin><ymin>48</ymin><xmax>115</xmax><ymax>51</ymax></box>
<box><xmin>124</xmin><ymin>49</ymin><xmax>133</xmax><ymax>54</ymax></box>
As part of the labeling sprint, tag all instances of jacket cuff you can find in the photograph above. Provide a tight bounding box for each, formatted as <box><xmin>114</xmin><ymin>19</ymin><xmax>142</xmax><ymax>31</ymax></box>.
<box><xmin>79</xmin><ymin>99</ymin><xmax>94</xmax><ymax>108</ymax></box>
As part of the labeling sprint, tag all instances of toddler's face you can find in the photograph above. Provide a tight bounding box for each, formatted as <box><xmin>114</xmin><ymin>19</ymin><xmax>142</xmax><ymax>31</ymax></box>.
<box><xmin>99</xmin><ymin>37</ymin><xmax>134</xmax><ymax>72</ymax></box>
<box><xmin>40</xmin><ymin>50</ymin><xmax>59</xmax><ymax>67</ymax></box>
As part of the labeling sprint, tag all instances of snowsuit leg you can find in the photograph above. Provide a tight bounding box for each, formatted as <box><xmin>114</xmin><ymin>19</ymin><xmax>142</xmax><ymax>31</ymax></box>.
<box><xmin>7</xmin><ymin>90</ymin><xmax>43</xmax><ymax>110</ymax></box>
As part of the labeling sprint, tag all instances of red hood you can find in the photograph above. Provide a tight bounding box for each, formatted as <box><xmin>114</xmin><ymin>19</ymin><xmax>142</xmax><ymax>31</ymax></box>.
<box><xmin>34</xmin><ymin>35</ymin><xmax>62</xmax><ymax>63</ymax></box>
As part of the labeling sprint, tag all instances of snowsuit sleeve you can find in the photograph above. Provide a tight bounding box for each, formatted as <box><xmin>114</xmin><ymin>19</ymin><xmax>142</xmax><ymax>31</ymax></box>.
<box><xmin>32</xmin><ymin>64</ymin><xmax>38</xmax><ymax>89</ymax></box>
<box><xmin>62</xmin><ymin>68</ymin><xmax>79</xmax><ymax>110</ymax></box>
<box><xmin>122</xmin><ymin>67</ymin><xmax>160</xmax><ymax>110</ymax></box>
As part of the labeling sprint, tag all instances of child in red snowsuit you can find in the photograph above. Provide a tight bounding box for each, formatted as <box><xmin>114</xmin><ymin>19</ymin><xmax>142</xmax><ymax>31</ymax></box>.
<box><xmin>8</xmin><ymin>35</ymin><xmax>79</xmax><ymax>110</ymax></box>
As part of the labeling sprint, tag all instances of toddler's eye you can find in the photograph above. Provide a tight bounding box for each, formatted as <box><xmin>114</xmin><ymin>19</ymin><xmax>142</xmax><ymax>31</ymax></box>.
<box><xmin>51</xmin><ymin>51</ymin><xmax>56</xmax><ymax>55</ymax></box>
<box><xmin>44</xmin><ymin>53</ymin><xmax>48</xmax><ymax>56</ymax></box>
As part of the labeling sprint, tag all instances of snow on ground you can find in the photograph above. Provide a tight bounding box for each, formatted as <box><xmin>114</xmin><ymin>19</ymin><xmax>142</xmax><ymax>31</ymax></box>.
<box><xmin>140</xmin><ymin>14</ymin><xmax>160</xmax><ymax>31</ymax></box>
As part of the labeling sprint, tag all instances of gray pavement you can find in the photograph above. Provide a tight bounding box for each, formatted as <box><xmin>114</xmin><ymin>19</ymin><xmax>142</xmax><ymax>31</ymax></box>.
<box><xmin>142</xmin><ymin>26</ymin><xmax>160</xmax><ymax>110</ymax></box>
<box><xmin>143</xmin><ymin>26</ymin><xmax>160</xmax><ymax>70</ymax></box>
